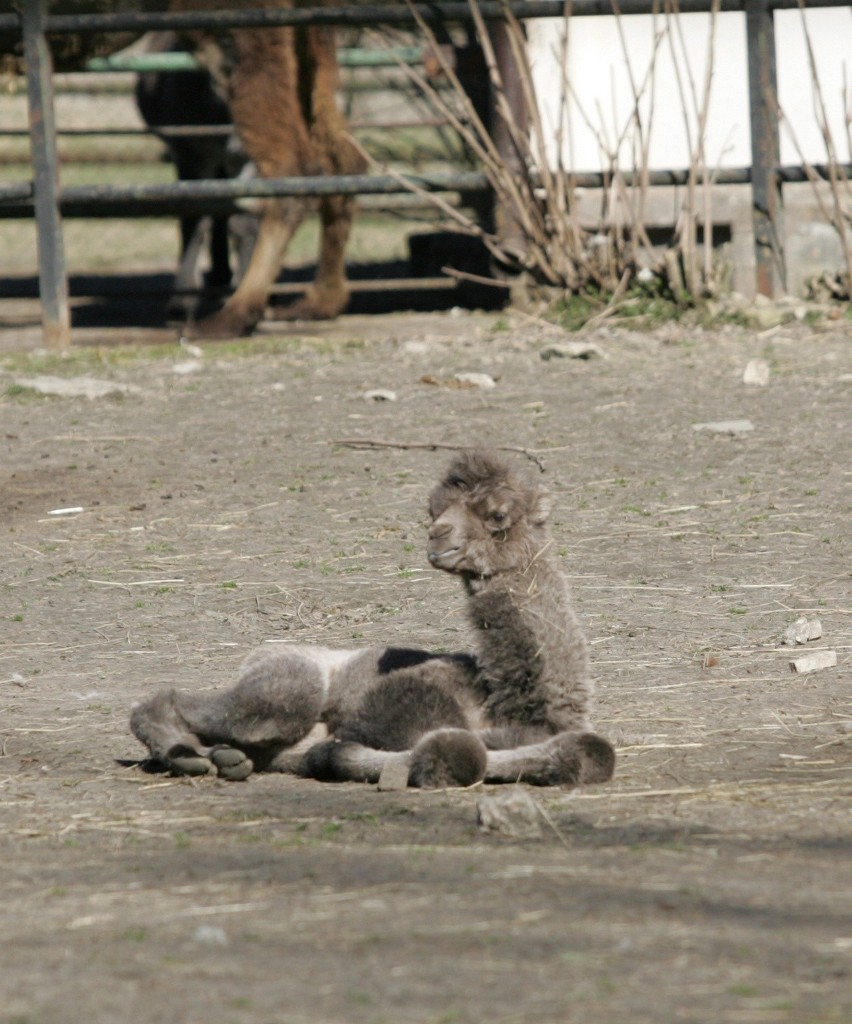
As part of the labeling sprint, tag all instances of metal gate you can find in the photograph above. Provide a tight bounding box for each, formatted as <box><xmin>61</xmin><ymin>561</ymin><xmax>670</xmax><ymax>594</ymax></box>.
<box><xmin>1</xmin><ymin>0</ymin><xmax>849</xmax><ymax>348</ymax></box>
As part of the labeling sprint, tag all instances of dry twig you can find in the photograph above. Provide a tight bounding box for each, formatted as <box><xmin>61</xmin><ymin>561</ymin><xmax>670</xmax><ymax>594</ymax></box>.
<box><xmin>330</xmin><ymin>437</ymin><xmax>548</xmax><ymax>471</ymax></box>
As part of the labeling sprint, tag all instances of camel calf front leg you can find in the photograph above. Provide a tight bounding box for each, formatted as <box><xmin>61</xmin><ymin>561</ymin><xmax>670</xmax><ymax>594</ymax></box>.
<box><xmin>483</xmin><ymin>731</ymin><xmax>616</xmax><ymax>786</ymax></box>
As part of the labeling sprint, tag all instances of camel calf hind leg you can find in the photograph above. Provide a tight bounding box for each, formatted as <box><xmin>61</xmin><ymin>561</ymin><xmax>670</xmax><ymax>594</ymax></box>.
<box><xmin>130</xmin><ymin>649</ymin><xmax>329</xmax><ymax>779</ymax></box>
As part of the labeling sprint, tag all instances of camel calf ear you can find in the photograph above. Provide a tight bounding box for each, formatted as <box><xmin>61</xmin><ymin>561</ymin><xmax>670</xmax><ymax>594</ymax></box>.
<box><xmin>529</xmin><ymin>487</ymin><xmax>553</xmax><ymax>525</ymax></box>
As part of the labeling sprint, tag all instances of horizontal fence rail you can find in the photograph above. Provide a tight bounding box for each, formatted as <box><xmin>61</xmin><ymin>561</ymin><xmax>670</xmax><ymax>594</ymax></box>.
<box><xmin>2</xmin><ymin>0</ymin><xmax>846</xmax><ymax>347</ymax></box>
<box><xmin>1</xmin><ymin>0</ymin><xmax>851</xmax><ymax>35</ymax></box>
<box><xmin>2</xmin><ymin>165</ymin><xmax>849</xmax><ymax>214</ymax></box>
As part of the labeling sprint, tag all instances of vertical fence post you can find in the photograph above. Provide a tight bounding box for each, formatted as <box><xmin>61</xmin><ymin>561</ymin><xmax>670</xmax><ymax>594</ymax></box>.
<box><xmin>745</xmin><ymin>0</ymin><xmax>785</xmax><ymax>298</ymax></box>
<box><xmin>488</xmin><ymin>17</ymin><xmax>528</xmax><ymax>262</ymax></box>
<box><xmin>21</xmin><ymin>0</ymin><xmax>71</xmax><ymax>351</ymax></box>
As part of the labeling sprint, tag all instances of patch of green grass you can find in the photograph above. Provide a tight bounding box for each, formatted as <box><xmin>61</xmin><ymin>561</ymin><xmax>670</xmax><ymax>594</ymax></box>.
<box><xmin>342</xmin><ymin>812</ymin><xmax>381</xmax><ymax>826</ymax></box>
<box><xmin>550</xmin><ymin>289</ymin><xmax>606</xmax><ymax>330</ymax></box>
<box><xmin>552</xmin><ymin>279</ymin><xmax>693</xmax><ymax>330</ymax></box>
<box><xmin>727</xmin><ymin>984</ymin><xmax>761</xmax><ymax>998</ymax></box>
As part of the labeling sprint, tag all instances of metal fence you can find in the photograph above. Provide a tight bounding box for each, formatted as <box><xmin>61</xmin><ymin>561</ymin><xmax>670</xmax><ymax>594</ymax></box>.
<box><xmin>2</xmin><ymin>0</ymin><xmax>850</xmax><ymax>348</ymax></box>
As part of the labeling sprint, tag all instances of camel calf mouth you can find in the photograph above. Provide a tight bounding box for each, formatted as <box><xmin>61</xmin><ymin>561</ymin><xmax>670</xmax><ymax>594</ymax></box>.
<box><xmin>428</xmin><ymin>546</ymin><xmax>461</xmax><ymax>565</ymax></box>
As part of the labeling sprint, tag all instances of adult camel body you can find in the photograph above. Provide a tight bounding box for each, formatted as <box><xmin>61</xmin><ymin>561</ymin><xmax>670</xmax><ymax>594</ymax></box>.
<box><xmin>5</xmin><ymin>0</ymin><xmax>365</xmax><ymax>338</ymax></box>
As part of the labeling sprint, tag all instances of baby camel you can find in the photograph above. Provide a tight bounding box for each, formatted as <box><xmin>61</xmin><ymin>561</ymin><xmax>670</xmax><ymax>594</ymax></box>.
<box><xmin>130</xmin><ymin>450</ymin><xmax>615</xmax><ymax>788</ymax></box>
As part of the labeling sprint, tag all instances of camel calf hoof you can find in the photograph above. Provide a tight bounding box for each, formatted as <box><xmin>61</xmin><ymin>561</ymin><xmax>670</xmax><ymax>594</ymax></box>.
<box><xmin>209</xmin><ymin>745</ymin><xmax>254</xmax><ymax>781</ymax></box>
<box><xmin>166</xmin><ymin>744</ymin><xmax>213</xmax><ymax>776</ymax></box>
<box><xmin>299</xmin><ymin>739</ymin><xmax>347</xmax><ymax>782</ymax></box>
<box><xmin>538</xmin><ymin>732</ymin><xmax>615</xmax><ymax>786</ymax></box>
<box><xmin>165</xmin><ymin>744</ymin><xmax>253</xmax><ymax>781</ymax></box>
<box><xmin>576</xmin><ymin>732</ymin><xmax>616</xmax><ymax>784</ymax></box>
<box><xmin>408</xmin><ymin>729</ymin><xmax>487</xmax><ymax>789</ymax></box>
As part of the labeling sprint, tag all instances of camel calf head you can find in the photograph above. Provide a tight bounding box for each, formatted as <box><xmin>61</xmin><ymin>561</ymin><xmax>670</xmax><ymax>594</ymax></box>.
<box><xmin>426</xmin><ymin>450</ymin><xmax>553</xmax><ymax>579</ymax></box>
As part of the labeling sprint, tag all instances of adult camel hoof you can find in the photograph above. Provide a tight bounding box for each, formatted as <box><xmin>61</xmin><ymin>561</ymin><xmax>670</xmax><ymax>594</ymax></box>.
<box><xmin>272</xmin><ymin>289</ymin><xmax>347</xmax><ymax>322</ymax></box>
<box><xmin>182</xmin><ymin>305</ymin><xmax>262</xmax><ymax>340</ymax></box>
<box><xmin>408</xmin><ymin>729</ymin><xmax>487</xmax><ymax>789</ymax></box>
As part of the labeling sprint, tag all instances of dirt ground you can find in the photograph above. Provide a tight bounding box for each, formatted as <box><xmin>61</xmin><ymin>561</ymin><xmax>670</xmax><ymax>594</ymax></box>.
<box><xmin>1</xmin><ymin>305</ymin><xmax>850</xmax><ymax>1024</ymax></box>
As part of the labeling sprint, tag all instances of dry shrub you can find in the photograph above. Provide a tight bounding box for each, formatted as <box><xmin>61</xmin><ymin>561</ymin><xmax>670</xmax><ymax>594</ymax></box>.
<box><xmin>361</xmin><ymin>0</ymin><xmax>727</xmax><ymax>315</ymax></box>
<box><xmin>780</xmin><ymin>1</ymin><xmax>852</xmax><ymax>299</ymax></box>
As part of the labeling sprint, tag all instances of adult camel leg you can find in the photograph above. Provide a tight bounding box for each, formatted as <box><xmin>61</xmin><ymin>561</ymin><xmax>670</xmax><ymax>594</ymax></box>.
<box><xmin>183</xmin><ymin>198</ymin><xmax>306</xmax><ymax>339</ymax></box>
<box><xmin>181</xmin><ymin>16</ymin><xmax>315</xmax><ymax>339</ymax></box>
<box><xmin>274</xmin><ymin>193</ymin><xmax>358</xmax><ymax>321</ymax></box>
<box><xmin>275</xmin><ymin>21</ymin><xmax>366</xmax><ymax>321</ymax></box>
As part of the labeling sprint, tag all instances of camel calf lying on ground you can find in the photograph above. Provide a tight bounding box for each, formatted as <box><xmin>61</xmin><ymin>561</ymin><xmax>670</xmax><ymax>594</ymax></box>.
<box><xmin>130</xmin><ymin>450</ymin><xmax>615</xmax><ymax>788</ymax></box>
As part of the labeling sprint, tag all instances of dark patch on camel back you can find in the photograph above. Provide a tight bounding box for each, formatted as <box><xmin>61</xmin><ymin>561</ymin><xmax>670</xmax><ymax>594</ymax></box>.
<box><xmin>377</xmin><ymin>647</ymin><xmax>477</xmax><ymax>677</ymax></box>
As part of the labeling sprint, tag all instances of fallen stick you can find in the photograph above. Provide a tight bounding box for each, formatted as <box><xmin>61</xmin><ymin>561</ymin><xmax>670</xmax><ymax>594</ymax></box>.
<box><xmin>330</xmin><ymin>438</ymin><xmax>547</xmax><ymax>472</ymax></box>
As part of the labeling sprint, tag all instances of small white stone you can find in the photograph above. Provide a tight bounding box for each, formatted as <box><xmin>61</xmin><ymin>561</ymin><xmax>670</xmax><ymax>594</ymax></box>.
<box><xmin>692</xmin><ymin>419</ymin><xmax>755</xmax><ymax>436</ymax></box>
<box><xmin>540</xmin><ymin>341</ymin><xmax>606</xmax><ymax>361</ymax></box>
<box><xmin>743</xmin><ymin>358</ymin><xmax>771</xmax><ymax>386</ymax></box>
<box><xmin>402</xmin><ymin>340</ymin><xmax>429</xmax><ymax>355</ymax></box>
<box><xmin>377</xmin><ymin>762</ymin><xmax>410</xmax><ymax>791</ymax></box>
<box><xmin>172</xmin><ymin>359</ymin><xmax>202</xmax><ymax>376</ymax></box>
<box><xmin>477</xmin><ymin>787</ymin><xmax>542</xmax><ymax>839</ymax></box>
<box><xmin>193</xmin><ymin>925</ymin><xmax>228</xmax><ymax>946</ymax></box>
<box><xmin>782</xmin><ymin>616</ymin><xmax>822</xmax><ymax>645</ymax></box>
<box><xmin>363</xmin><ymin>389</ymin><xmax>398</xmax><ymax>402</ymax></box>
<box><xmin>13</xmin><ymin>375</ymin><xmax>141</xmax><ymax>400</ymax></box>
<box><xmin>179</xmin><ymin>339</ymin><xmax>204</xmax><ymax>358</ymax></box>
<box><xmin>454</xmin><ymin>372</ymin><xmax>496</xmax><ymax>389</ymax></box>
<box><xmin>789</xmin><ymin>650</ymin><xmax>837</xmax><ymax>675</ymax></box>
